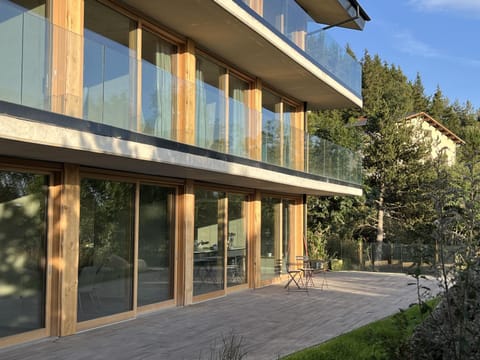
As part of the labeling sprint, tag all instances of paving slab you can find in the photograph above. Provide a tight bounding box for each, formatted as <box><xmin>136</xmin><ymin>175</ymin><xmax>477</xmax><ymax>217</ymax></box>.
<box><xmin>0</xmin><ymin>271</ymin><xmax>439</xmax><ymax>360</ymax></box>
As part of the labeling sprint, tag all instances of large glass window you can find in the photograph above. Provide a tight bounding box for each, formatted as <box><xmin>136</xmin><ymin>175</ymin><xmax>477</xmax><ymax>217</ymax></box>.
<box><xmin>141</xmin><ymin>30</ymin><xmax>177</xmax><ymax>139</ymax></box>
<box><xmin>228</xmin><ymin>75</ymin><xmax>249</xmax><ymax>158</ymax></box>
<box><xmin>196</xmin><ymin>56</ymin><xmax>227</xmax><ymax>152</ymax></box>
<box><xmin>283</xmin><ymin>103</ymin><xmax>295</xmax><ymax>169</ymax></box>
<box><xmin>78</xmin><ymin>178</ymin><xmax>135</xmax><ymax>322</ymax></box>
<box><xmin>137</xmin><ymin>184</ymin><xmax>175</xmax><ymax>307</ymax></box>
<box><xmin>260</xmin><ymin>197</ymin><xmax>281</xmax><ymax>281</ymax></box>
<box><xmin>0</xmin><ymin>171</ymin><xmax>48</xmax><ymax>338</ymax></box>
<box><xmin>196</xmin><ymin>55</ymin><xmax>250</xmax><ymax>156</ymax></box>
<box><xmin>260</xmin><ymin>196</ymin><xmax>294</xmax><ymax>281</ymax></box>
<box><xmin>227</xmin><ymin>193</ymin><xmax>247</xmax><ymax>287</ymax></box>
<box><xmin>262</xmin><ymin>89</ymin><xmax>297</xmax><ymax>168</ymax></box>
<box><xmin>83</xmin><ymin>0</ymin><xmax>136</xmax><ymax>129</ymax></box>
<box><xmin>193</xmin><ymin>189</ymin><xmax>226</xmax><ymax>296</ymax></box>
<box><xmin>262</xmin><ymin>90</ymin><xmax>281</xmax><ymax>166</ymax></box>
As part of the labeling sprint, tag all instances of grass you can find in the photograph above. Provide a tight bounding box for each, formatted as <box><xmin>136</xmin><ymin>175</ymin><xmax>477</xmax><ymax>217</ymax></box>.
<box><xmin>282</xmin><ymin>298</ymin><xmax>439</xmax><ymax>360</ymax></box>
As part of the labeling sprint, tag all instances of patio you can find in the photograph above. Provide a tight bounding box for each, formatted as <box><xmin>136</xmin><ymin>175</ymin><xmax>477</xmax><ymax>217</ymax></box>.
<box><xmin>0</xmin><ymin>271</ymin><xmax>438</xmax><ymax>360</ymax></box>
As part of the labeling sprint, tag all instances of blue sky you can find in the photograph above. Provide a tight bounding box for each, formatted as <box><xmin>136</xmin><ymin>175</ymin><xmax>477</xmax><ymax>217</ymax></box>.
<box><xmin>329</xmin><ymin>0</ymin><xmax>480</xmax><ymax>111</ymax></box>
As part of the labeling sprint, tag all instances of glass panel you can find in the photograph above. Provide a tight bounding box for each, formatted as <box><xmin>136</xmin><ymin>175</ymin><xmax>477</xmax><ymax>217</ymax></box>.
<box><xmin>260</xmin><ymin>196</ymin><xmax>281</xmax><ymax>281</ymax></box>
<box><xmin>227</xmin><ymin>194</ymin><xmax>247</xmax><ymax>287</ymax></box>
<box><xmin>228</xmin><ymin>75</ymin><xmax>249</xmax><ymax>158</ymax></box>
<box><xmin>78</xmin><ymin>178</ymin><xmax>134</xmax><ymax>322</ymax></box>
<box><xmin>282</xmin><ymin>199</ymin><xmax>294</xmax><ymax>273</ymax></box>
<box><xmin>193</xmin><ymin>189</ymin><xmax>225</xmax><ymax>296</ymax></box>
<box><xmin>283</xmin><ymin>103</ymin><xmax>295</xmax><ymax>169</ymax></box>
<box><xmin>234</xmin><ymin>0</ymin><xmax>362</xmax><ymax>96</ymax></box>
<box><xmin>0</xmin><ymin>171</ymin><xmax>48</xmax><ymax>338</ymax></box>
<box><xmin>83</xmin><ymin>0</ymin><xmax>136</xmax><ymax>129</ymax></box>
<box><xmin>137</xmin><ymin>184</ymin><xmax>175</xmax><ymax>307</ymax></box>
<box><xmin>196</xmin><ymin>56</ymin><xmax>226</xmax><ymax>152</ymax></box>
<box><xmin>262</xmin><ymin>90</ymin><xmax>281</xmax><ymax>166</ymax></box>
<box><xmin>0</xmin><ymin>0</ymin><xmax>48</xmax><ymax>110</ymax></box>
<box><xmin>141</xmin><ymin>30</ymin><xmax>176</xmax><ymax>139</ymax></box>
<box><xmin>263</xmin><ymin>0</ymin><xmax>285</xmax><ymax>34</ymax></box>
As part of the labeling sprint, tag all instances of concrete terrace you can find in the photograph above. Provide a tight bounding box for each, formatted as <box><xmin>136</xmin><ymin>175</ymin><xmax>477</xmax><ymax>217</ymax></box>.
<box><xmin>1</xmin><ymin>271</ymin><xmax>438</xmax><ymax>360</ymax></box>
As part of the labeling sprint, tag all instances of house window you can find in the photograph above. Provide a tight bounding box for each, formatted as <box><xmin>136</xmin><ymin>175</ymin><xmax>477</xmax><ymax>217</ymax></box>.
<box><xmin>228</xmin><ymin>75</ymin><xmax>250</xmax><ymax>158</ymax></box>
<box><xmin>141</xmin><ymin>30</ymin><xmax>177</xmax><ymax>139</ymax></box>
<box><xmin>83</xmin><ymin>0</ymin><xmax>137</xmax><ymax>129</ymax></box>
<box><xmin>262</xmin><ymin>89</ymin><xmax>297</xmax><ymax>168</ymax></box>
<box><xmin>196</xmin><ymin>55</ymin><xmax>250</xmax><ymax>156</ymax></box>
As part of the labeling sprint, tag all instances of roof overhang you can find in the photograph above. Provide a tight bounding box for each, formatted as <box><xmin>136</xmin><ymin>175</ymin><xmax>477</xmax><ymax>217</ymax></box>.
<box><xmin>117</xmin><ymin>0</ymin><xmax>362</xmax><ymax>109</ymax></box>
<box><xmin>295</xmin><ymin>0</ymin><xmax>370</xmax><ymax>30</ymax></box>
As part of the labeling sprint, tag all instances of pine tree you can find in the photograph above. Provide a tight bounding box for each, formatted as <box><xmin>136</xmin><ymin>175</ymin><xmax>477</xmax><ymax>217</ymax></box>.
<box><xmin>429</xmin><ymin>85</ymin><xmax>448</xmax><ymax>120</ymax></box>
<box><xmin>411</xmin><ymin>73</ymin><xmax>429</xmax><ymax>113</ymax></box>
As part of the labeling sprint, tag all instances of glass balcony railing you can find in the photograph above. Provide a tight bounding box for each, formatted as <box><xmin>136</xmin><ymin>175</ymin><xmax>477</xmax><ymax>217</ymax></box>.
<box><xmin>235</xmin><ymin>0</ymin><xmax>362</xmax><ymax>97</ymax></box>
<box><xmin>0</xmin><ymin>0</ymin><xmax>362</xmax><ymax>186</ymax></box>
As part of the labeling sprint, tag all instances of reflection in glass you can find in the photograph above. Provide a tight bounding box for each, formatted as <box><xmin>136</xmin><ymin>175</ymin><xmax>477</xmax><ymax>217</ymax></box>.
<box><xmin>262</xmin><ymin>89</ymin><xmax>281</xmax><ymax>166</ymax></box>
<box><xmin>260</xmin><ymin>197</ymin><xmax>281</xmax><ymax>281</ymax></box>
<box><xmin>78</xmin><ymin>178</ymin><xmax>134</xmax><ymax>322</ymax></box>
<box><xmin>0</xmin><ymin>0</ymin><xmax>48</xmax><ymax>110</ymax></box>
<box><xmin>137</xmin><ymin>185</ymin><xmax>175</xmax><ymax>307</ymax></box>
<box><xmin>227</xmin><ymin>194</ymin><xmax>247</xmax><ymax>287</ymax></box>
<box><xmin>83</xmin><ymin>0</ymin><xmax>136</xmax><ymax>129</ymax></box>
<box><xmin>141</xmin><ymin>30</ymin><xmax>176</xmax><ymax>139</ymax></box>
<box><xmin>196</xmin><ymin>56</ymin><xmax>226</xmax><ymax>152</ymax></box>
<box><xmin>283</xmin><ymin>103</ymin><xmax>295</xmax><ymax>169</ymax></box>
<box><xmin>282</xmin><ymin>199</ymin><xmax>294</xmax><ymax>273</ymax></box>
<box><xmin>193</xmin><ymin>189</ymin><xmax>225</xmax><ymax>296</ymax></box>
<box><xmin>228</xmin><ymin>75</ymin><xmax>249</xmax><ymax>158</ymax></box>
<box><xmin>0</xmin><ymin>171</ymin><xmax>48</xmax><ymax>338</ymax></box>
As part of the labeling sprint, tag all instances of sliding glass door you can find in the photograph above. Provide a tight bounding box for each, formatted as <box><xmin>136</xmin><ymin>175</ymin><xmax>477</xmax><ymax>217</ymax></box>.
<box><xmin>193</xmin><ymin>189</ymin><xmax>225</xmax><ymax>296</ymax></box>
<box><xmin>0</xmin><ymin>170</ymin><xmax>49</xmax><ymax>339</ymax></box>
<box><xmin>137</xmin><ymin>185</ymin><xmax>175</xmax><ymax>306</ymax></box>
<box><xmin>227</xmin><ymin>193</ymin><xmax>248</xmax><ymax>287</ymax></box>
<box><xmin>193</xmin><ymin>189</ymin><xmax>248</xmax><ymax>297</ymax></box>
<box><xmin>78</xmin><ymin>177</ymin><xmax>176</xmax><ymax>322</ymax></box>
<box><xmin>78</xmin><ymin>178</ymin><xmax>135</xmax><ymax>322</ymax></box>
<box><xmin>260</xmin><ymin>196</ymin><xmax>296</xmax><ymax>282</ymax></box>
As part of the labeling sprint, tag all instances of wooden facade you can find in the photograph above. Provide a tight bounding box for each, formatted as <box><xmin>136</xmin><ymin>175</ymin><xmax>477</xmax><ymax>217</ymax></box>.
<box><xmin>0</xmin><ymin>0</ymin><xmax>365</xmax><ymax>349</ymax></box>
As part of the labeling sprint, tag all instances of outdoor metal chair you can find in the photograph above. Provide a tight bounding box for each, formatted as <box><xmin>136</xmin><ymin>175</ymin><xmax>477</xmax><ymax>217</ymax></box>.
<box><xmin>296</xmin><ymin>255</ymin><xmax>315</xmax><ymax>289</ymax></box>
<box><xmin>284</xmin><ymin>260</ymin><xmax>305</xmax><ymax>292</ymax></box>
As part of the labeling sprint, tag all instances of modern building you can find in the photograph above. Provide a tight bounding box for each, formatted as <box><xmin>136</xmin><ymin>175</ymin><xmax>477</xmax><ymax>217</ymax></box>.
<box><xmin>405</xmin><ymin>112</ymin><xmax>465</xmax><ymax>165</ymax></box>
<box><xmin>0</xmin><ymin>0</ymin><xmax>369</xmax><ymax>348</ymax></box>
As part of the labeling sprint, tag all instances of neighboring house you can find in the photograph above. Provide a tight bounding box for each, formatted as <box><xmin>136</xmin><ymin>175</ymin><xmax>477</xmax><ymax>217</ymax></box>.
<box><xmin>0</xmin><ymin>0</ymin><xmax>369</xmax><ymax>347</ymax></box>
<box><xmin>405</xmin><ymin>112</ymin><xmax>465</xmax><ymax>165</ymax></box>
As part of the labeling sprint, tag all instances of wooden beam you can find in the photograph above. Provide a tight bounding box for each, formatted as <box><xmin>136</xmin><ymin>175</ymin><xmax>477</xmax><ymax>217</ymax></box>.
<box><xmin>178</xmin><ymin>39</ymin><xmax>196</xmax><ymax>145</ymax></box>
<box><xmin>179</xmin><ymin>180</ymin><xmax>195</xmax><ymax>305</ymax></box>
<box><xmin>51</xmin><ymin>0</ymin><xmax>84</xmax><ymax>118</ymax></box>
<box><xmin>250</xmin><ymin>79</ymin><xmax>262</xmax><ymax>161</ymax></box>
<box><xmin>59</xmin><ymin>164</ymin><xmax>80</xmax><ymax>336</ymax></box>
<box><xmin>251</xmin><ymin>191</ymin><xmax>262</xmax><ymax>288</ymax></box>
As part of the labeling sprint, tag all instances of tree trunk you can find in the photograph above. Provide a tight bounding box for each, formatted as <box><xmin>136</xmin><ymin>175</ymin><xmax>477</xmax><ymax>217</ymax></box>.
<box><xmin>375</xmin><ymin>185</ymin><xmax>385</xmax><ymax>261</ymax></box>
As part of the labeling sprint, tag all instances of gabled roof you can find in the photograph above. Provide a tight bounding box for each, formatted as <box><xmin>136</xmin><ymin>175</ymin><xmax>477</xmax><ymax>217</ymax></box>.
<box><xmin>405</xmin><ymin>112</ymin><xmax>465</xmax><ymax>145</ymax></box>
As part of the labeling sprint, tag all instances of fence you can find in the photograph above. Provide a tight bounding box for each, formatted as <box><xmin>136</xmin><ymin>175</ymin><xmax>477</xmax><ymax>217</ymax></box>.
<box><xmin>330</xmin><ymin>241</ymin><xmax>463</xmax><ymax>273</ymax></box>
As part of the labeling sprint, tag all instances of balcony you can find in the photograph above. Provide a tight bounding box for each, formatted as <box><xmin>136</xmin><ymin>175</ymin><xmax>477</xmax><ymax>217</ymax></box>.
<box><xmin>118</xmin><ymin>0</ymin><xmax>363</xmax><ymax>109</ymax></box>
<box><xmin>234</xmin><ymin>0</ymin><xmax>362</xmax><ymax>97</ymax></box>
<box><xmin>0</xmin><ymin>0</ymin><xmax>361</xmax><ymax>190</ymax></box>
